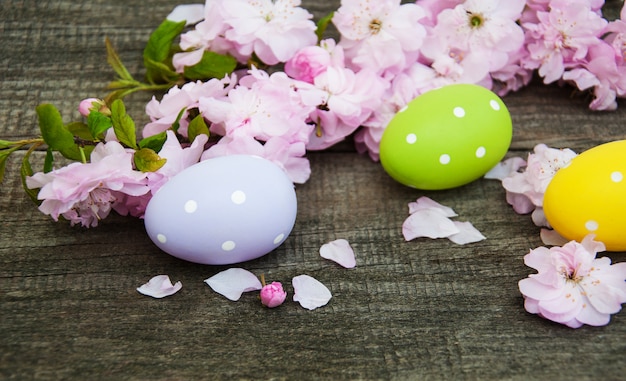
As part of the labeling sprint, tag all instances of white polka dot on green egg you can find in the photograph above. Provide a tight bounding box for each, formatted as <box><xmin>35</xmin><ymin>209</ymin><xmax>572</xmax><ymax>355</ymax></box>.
<box><xmin>379</xmin><ymin>84</ymin><xmax>512</xmax><ymax>190</ymax></box>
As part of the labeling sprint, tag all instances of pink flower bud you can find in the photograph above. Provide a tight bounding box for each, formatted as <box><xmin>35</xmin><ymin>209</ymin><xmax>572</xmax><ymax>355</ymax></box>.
<box><xmin>284</xmin><ymin>45</ymin><xmax>331</xmax><ymax>83</ymax></box>
<box><xmin>78</xmin><ymin>98</ymin><xmax>107</xmax><ymax>117</ymax></box>
<box><xmin>260</xmin><ymin>281</ymin><xmax>287</xmax><ymax>308</ymax></box>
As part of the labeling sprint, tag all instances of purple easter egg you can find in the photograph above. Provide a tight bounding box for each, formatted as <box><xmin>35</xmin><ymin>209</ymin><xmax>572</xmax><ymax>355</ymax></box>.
<box><xmin>144</xmin><ymin>155</ymin><xmax>297</xmax><ymax>265</ymax></box>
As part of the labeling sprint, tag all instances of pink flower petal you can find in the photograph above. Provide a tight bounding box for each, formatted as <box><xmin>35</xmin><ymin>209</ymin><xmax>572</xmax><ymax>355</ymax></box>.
<box><xmin>137</xmin><ymin>275</ymin><xmax>182</xmax><ymax>298</ymax></box>
<box><xmin>320</xmin><ymin>239</ymin><xmax>356</xmax><ymax>268</ymax></box>
<box><xmin>540</xmin><ymin>228</ymin><xmax>570</xmax><ymax>246</ymax></box>
<box><xmin>292</xmin><ymin>274</ymin><xmax>332</xmax><ymax>310</ymax></box>
<box><xmin>402</xmin><ymin>209</ymin><xmax>460</xmax><ymax>241</ymax></box>
<box><xmin>408</xmin><ymin>196</ymin><xmax>457</xmax><ymax>217</ymax></box>
<box><xmin>204</xmin><ymin>268</ymin><xmax>262</xmax><ymax>301</ymax></box>
<box><xmin>166</xmin><ymin>4</ymin><xmax>205</xmax><ymax>26</ymax></box>
<box><xmin>484</xmin><ymin>156</ymin><xmax>526</xmax><ymax>180</ymax></box>
<box><xmin>447</xmin><ymin>221</ymin><xmax>486</xmax><ymax>244</ymax></box>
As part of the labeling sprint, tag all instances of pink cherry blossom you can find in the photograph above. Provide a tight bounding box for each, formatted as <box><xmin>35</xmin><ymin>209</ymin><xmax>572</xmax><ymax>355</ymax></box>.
<box><xmin>333</xmin><ymin>0</ymin><xmax>427</xmax><ymax>76</ymax></box>
<box><xmin>284</xmin><ymin>45</ymin><xmax>332</xmax><ymax>84</ymax></box>
<box><xmin>204</xmin><ymin>268</ymin><xmax>263</xmax><ymax>301</ymax></box>
<box><xmin>166</xmin><ymin>3</ymin><xmax>205</xmax><ymax>26</ymax></box>
<box><xmin>305</xmin><ymin>65</ymin><xmax>388</xmax><ymax>150</ymax></box>
<box><xmin>319</xmin><ymin>239</ymin><xmax>356</xmax><ymax>268</ymax></box>
<box><xmin>78</xmin><ymin>98</ymin><xmax>107</xmax><ymax>117</ymax></box>
<box><xmin>144</xmin><ymin>77</ymin><xmax>234</xmax><ymax>138</ymax></box>
<box><xmin>292</xmin><ymin>274</ymin><xmax>332</xmax><ymax>310</ymax></box>
<box><xmin>260</xmin><ymin>281</ymin><xmax>287</xmax><ymax>308</ymax></box>
<box><xmin>518</xmin><ymin>235</ymin><xmax>626</xmax><ymax>328</ymax></box>
<box><xmin>523</xmin><ymin>0</ymin><xmax>608</xmax><ymax>84</ymax></box>
<box><xmin>432</xmin><ymin>0</ymin><xmax>526</xmax><ymax>72</ymax></box>
<box><xmin>26</xmin><ymin>141</ymin><xmax>150</xmax><ymax>227</ymax></box>
<box><xmin>220</xmin><ymin>0</ymin><xmax>317</xmax><ymax>65</ymax></box>
<box><xmin>172</xmin><ymin>1</ymin><xmax>237</xmax><ymax>71</ymax></box>
<box><xmin>501</xmin><ymin>144</ymin><xmax>577</xmax><ymax>219</ymax></box>
<box><xmin>201</xmin><ymin>135</ymin><xmax>311</xmax><ymax>184</ymax></box>
<box><xmin>137</xmin><ymin>275</ymin><xmax>182</xmax><ymax>298</ymax></box>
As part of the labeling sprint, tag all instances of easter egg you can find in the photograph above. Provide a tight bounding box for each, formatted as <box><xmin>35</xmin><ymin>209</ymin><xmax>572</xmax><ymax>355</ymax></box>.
<box><xmin>379</xmin><ymin>84</ymin><xmax>512</xmax><ymax>190</ymax></box>
<box><xmin>144</xmin><ymin>155</ymin><xmax>297</xmax><ymax>265</ymax></box>
<box><xmin>543</xmin><ymin>140</ymin><xmax>626</xmax><ymax>251</ymax></box>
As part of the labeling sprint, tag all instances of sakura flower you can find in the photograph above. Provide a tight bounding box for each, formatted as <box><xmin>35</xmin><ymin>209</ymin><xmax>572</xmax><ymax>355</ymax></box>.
<box><xmin>518</xmin><ymin>235</ymin><xmax>626</xmax><ymax>328</ymax></box>
<box><xmin>26</xmin><ymin>141</ymin><xmax>150</xmax><ymax>227</ymax></box>
<box><xmin>201</xmin><ymin>135</ymin><xmax>311</xmax><ymax>184</ymax></box>
<box><xmin>144</xmin><ymin>77</ymin><xmax>233</xmax><ymax>138</ymax></box>
<box><xmin>284</xmin><ymin>45</ymin><xmax>332</xmax><ymax>84</ymax></box>
<box><xmin>319</xmin><ymin>239</ymin><xmax>356</xmax><ymax>268</ymax></box>
<box><xmin>523</xmin><ymin>0</ymin><xmax>608</xmax><ymax>84</ymax></box>
<box><xmin>484</xmin><ymin>156</ymin><xmax>527</xmax><ymax>181</ymax></box>
<box><xmin>204</xmin><ymin>268</ymin><xmax>263</xmax><ymax>301</ymax></box>
<box><xmin>501</xmin><ymin>144</ymin><xmax>577</xmax><ymax>221</ymax></box>
<box><xmin>172</xmin><ymin>0</ymin><xmax>236</xmax><ymax>71</ymax></box>
<box><xmin>292</xmin><ymin>274</ymin><xmax>332</xmax><ymax>310</ymax></box>
<box><xmin>260</xmin><ymin>281</ymin><xmax>287</xmax><ymax>308</ymax></box>
<box><xmin>448</xmin><ymin>221</ymin><xmax>487</xmax><ymax>245</ymax></box>
<box><xmin>220</xmin><ymin>0</ymin><xmax>317</xmax><ymax>65</ymax></box>
<box><xmin>432</xmin><ymin>0</ymin><xmax>525</xmax><ymax>72</ymax></box>
<box><xmin>78</xmin><ymin>98</ymin><xmax>108</xmax><ymax>117</ymax></box>
<box><xmin>137</xmin><ymin>275</ymin><xmax>182</xmax><ymax>298</ymax></box>
<box><xmin>333</xmin><ymin>0</ymin><xmax>426</xmax><ymax>76</ymax></box>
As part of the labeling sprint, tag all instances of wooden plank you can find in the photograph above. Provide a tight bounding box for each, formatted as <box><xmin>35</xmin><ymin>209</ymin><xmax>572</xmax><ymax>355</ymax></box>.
<box><xmin>1</xmin><ymin>1</ymin><xmax>626</xmax><ymax>380</ymax></box>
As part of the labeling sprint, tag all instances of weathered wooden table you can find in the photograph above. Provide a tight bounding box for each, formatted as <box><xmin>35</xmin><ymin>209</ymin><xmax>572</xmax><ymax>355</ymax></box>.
<box><xmin>2</xmin><ymin>1</ymin><xmax>625</xmax><ymax>380</ymax></box>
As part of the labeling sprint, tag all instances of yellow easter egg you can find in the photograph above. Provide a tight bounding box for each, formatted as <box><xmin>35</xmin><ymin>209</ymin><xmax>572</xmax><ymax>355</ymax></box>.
<box><xmin>543</xmin><ymin>140</ymin><xmax>626</xmax><ymax>251</ymax></box>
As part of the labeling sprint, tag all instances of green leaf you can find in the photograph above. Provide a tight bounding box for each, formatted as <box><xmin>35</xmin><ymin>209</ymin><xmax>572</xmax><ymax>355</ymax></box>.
<box><xmin>316</xmin><ymin>12</ymin><xmax>335</xmax><ymax>42</ymax></box>
<box><xmin>0</xmin><ymin>139</ymin><xmax>15</xmax><ymax>149</ymax></box>
<box><xmin>44</xmin><ymin>148</ymin><xmax>54</xmax><ymax>173</ymax></box>
<box><xmin>144</xmin><ymin>57</ymin><xmax>181</xmax><ymax>84</ymax></box>
<box><xmin>87</xmin><ymin>111</ymin><xmax>112</xmax><ymax>139</ymax></box>
<box><xmin>183</xmin><ymin>51</ymin><xmax>237</xmax><ymax>81</ymax></box>
<box><xmin>110</xmin><ymin>99</ymin><xmax>138</xmax><ymax>149</ymax></box>
<box><xmin>143</xmin><ymin>19</ymin><xmax>186</xmax><ymax>84</ymax></box>
<box><xmin>36</xmin><ymin>104</ymin><xmax>75</xmax><ymax>152</ymax></box>
<box><xmin>134</xmin><ymin>148</ymin><xmax>167</xmax><ymax>172</ymax></box>
<box><xmin>0</xmin><ymin>146</ymin><xmax>19</xmax><ymax>184</ymax></box>
<box><xmin>171</xmin><ymin>107</ymin><xmax>187</xmax><ymax>134</ymax></box>
<box><xmin>144</xmin><ymin>19</ymin><xmax>186</xmax><ymax>64</ymax></box>
<box><xmin>187</xmin><ymin>114</ymin><xmax>210</xmax><ymax>143</ymax></box>
<box><xmin>20</xmin><ymin>146</ymin><xmax>41</xmax><ymax>205</ymax></box>
<box><xmin>67</xmin><ymin>121</ymin><xmax>94</xmax><ymax>140</ymax></box>
<box><xmin>105</xmin><ymin>37</ymin><xmax>134</xmax><ymax>81</ymax></box>
<box><xmin>139</xmin><ymin>131</ymin><xmax>168</xmax><ymax>152</ymax></box>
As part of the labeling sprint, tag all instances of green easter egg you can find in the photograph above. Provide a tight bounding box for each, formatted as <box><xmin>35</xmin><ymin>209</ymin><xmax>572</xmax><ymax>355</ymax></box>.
<box><xmin>379</xmin><ymin>84</ymin><xmax>512</xmax><ymax>190</ymax></box>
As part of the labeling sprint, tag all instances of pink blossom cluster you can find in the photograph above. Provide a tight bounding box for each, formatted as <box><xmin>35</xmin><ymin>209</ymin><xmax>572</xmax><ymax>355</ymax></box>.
<box><xmin>27</xmin><ymin>0</ymin><xmax>626</xmax><ymax>227</ymax></box>
<box><xmin>519</xmin><ymin>235</ymin><xmax>626</xmax><ymax>328</ymax></box>
<box><xmin>488</xmin><ymin>144</ymin><xmax>578</xmax><ymax>227</ymax></box>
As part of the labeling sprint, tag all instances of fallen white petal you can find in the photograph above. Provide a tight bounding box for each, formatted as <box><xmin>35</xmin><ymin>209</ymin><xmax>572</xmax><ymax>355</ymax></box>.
<box><xmin>137</xmin><ymin>275</ymin><xmax>182</xmax><ymax>298</ymax></box>
<box><xmin>540</xmin><ymin>228</ymin><xmax>570</xmax><ymax>246</ymax></box>
<box><xmin>292</xmin><ymin>275</ymin><xmax>332</xmax><ymax>310</ymax></box>
<box><xmin>447</xmin><ymin>221</ymin><xmax>486</xmax><ymax>245</ymax></box>
<box><xmin>320</xmin><ymin>239</ymin><xmax>356</xmax><ymax>268</ymax></box>
<box><xmin>204</xmin><ymin>268</ymin><xmax>262</xmax><ymax>301</ymax></box>
<box><xmin>402</xmin><ymin>208</ymin><xmax>460</xmax><ymax>241</ymax></box>
<box><xmin>408</xmin><ymin>196</ymin><xmax>457</xmax><ymax>217</ymax></box>
<box><xmin>166</xmin><ymin>4</ymin><xmax>205</xmax><ymax>26</ymax></box>
<box><xmin>484</xmin><ymin>157</ymin><xmax>526</xmax><ymax>180</ymax></box>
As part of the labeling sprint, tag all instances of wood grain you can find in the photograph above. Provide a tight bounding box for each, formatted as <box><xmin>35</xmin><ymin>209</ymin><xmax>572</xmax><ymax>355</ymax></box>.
<box><xmin>1</xmin><ymin>1</ymin><xmax>626</xmax><ymax>380</ymax></box>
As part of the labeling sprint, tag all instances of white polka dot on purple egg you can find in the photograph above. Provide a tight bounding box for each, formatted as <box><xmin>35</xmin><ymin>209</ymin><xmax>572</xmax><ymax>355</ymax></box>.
<box><xmin>184</xmin><ymin>200</ymin><xmax>198</xmax><ymax>213</ymax></box>
<box><xmin>157</xmin><ymin>234</ymin><xmax>167</xmax><ymax>244</ymax></box>
<box><xmin>231</xmin><ymin>190</ymin><xmax>246</xmax><ymax>204</ymax></box>
<box><xmin>222</xmin><ymin>241</ymin><xmax>236</xmax><ymax>251</ymax></box>
<box><xmin>273</xmin><ymin>233</ymin><xmax>285</xmax><ymax>245</ymax></box>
